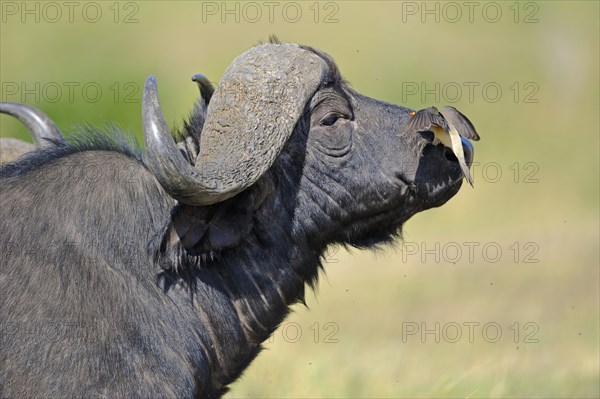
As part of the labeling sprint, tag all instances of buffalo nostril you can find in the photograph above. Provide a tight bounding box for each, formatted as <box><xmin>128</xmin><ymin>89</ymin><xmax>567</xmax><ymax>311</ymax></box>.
<box><xmin>419</xmin><ymin>130</ymin><xmax>435</xmax><ymax>143</ymax></box>
<box><xmin>444</xmin><ymin>147</ymin><xmax>458</xmax><ymax>162</ymax></box>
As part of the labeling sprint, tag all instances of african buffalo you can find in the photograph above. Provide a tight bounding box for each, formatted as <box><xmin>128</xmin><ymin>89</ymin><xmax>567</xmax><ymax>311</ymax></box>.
<box><xmin>0</xmin><ymin>42</ymin><xmax>476</xmax><ymax>398</ymax></box>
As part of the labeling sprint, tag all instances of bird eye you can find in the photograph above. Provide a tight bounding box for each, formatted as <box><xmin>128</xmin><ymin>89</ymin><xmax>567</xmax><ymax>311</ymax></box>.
<box><xmin>320</xmin><ymin>113</ymin><xmax>343</xmax><ymax>126</ymax></box>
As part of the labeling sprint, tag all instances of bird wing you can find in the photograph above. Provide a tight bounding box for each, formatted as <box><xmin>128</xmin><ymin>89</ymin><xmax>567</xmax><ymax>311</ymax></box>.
<box><xmin>447</xmin><ymin>126</ymin><xmax>474</xmax><ymax>186</ymax></box>
<box><xmin>440</xmin><ymin>106</ymin><xmax>480</xmax><ymax>141</ymax></box>
<box><xmin>400</xmin><ymin>106</ymin><xmax>449</xmax><ymax>134</ymax></box>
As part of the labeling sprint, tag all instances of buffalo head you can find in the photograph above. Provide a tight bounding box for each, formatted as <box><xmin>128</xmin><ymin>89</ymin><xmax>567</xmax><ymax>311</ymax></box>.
<box><xmin>145</xmin><ymin>43</ymin><xmax>474</xmax><ymax>255</ymax></box>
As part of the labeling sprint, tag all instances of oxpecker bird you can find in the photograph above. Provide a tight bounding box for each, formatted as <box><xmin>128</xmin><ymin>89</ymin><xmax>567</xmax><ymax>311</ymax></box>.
<box><xmin>402</xmin><ymin>106</ymin><xmax>480</xmax><ymax>186</ymax></box>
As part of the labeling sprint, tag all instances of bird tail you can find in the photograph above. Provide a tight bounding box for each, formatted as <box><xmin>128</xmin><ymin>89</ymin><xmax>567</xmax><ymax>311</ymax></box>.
<box><xmin>460</xmin><ymin>161</ymin><xmax>474</xmax><ymax>187</ymax></box>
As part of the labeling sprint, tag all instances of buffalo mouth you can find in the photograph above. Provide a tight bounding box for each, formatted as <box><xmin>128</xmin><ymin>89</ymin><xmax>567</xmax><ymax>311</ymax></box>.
<box><xmin>412</xmin><ymin>140</ymin><xmax>472</xmax><ymax>209</ymax></box>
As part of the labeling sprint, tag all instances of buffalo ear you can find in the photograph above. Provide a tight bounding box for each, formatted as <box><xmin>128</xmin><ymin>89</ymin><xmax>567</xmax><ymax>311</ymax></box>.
<box><xmin>151</xmin><ymin>186</ymin><xmax>270</xmax><ymax>273</ymax></box>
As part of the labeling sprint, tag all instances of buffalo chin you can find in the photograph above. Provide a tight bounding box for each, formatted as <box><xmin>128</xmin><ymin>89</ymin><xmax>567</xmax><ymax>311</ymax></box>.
<box><xmin>341</xmin><ymin>182</ymin><xmax>459</xmax><ymax>249</ymax></box>
<box><xmin>341</xmin><ymin>152</ymin><xmax>465</xmax><ymax>249</ymax></box>
<box><xmin>337</xmin><ymin>195</ymin><xmax>420</xmax><ymax>249</ymax></box>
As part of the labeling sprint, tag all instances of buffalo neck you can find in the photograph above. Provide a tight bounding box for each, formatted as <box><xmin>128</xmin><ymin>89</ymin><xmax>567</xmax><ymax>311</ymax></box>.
<box><xmin>164</xmin><ymin>181</ymin><xmax>324</xmax><ymax>391</ymax></box>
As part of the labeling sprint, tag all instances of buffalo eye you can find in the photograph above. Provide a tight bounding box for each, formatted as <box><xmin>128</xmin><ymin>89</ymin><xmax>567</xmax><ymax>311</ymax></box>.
<box><xmin>320</xmin><ymin>113</ymin><xmax>344</xmax><ymax>127</ymax></box>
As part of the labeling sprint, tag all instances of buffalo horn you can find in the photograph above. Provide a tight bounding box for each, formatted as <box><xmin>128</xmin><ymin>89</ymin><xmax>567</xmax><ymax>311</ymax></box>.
<box><xmin>143</xmin><ymin>43</ymin><xmax>327</xmax><ymax>205</ymax></box>
<box><xmin>0</xmin><ymin>102</ymin><xmax>63</xmax><ymax>147</ymax></box>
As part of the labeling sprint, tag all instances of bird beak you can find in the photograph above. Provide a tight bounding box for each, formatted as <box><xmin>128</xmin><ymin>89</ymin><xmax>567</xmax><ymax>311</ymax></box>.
<box><xmin>461</xmin><ymin>136</ymin><xmax>474</xmax><ymax>167</ymax></box>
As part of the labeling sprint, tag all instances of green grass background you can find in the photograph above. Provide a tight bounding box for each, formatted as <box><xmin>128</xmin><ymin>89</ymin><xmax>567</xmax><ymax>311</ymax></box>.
<box><xmin>1</xmin><ymin>1</ymin><xmax>598</xmax><ymax>397</ymax></box>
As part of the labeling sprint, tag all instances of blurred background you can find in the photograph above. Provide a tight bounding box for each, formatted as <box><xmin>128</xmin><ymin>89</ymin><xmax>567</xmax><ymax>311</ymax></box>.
<box><xmin>1</xmin><ymin>1</ymin><xmax>598</xmax><ymax>397</ymax></box>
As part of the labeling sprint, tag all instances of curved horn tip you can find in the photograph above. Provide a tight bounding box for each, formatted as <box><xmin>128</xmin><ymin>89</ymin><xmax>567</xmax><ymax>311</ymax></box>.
<box><xmin>0</xmin><ymin>101</ymin><xmax>63</xmax><ymax>147</ymax></box>
<box><xmin>142</xmin><ymin>75</ymin><xmax>167</xmax><ymax>134</ymax></box>
<box><xmin>144</xmin><ymin>75</ymin><xmax>158</xmax><ymax>92</ymax></box>
<box><xmin>191</xmin><ymin>74</ymin><xmax>215</xmax><ymax>103</ymax></box>
<box><xmin>143</xmin><ymin>76</ymin><xmax>163</xmax><ymax>114</ymax></box>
